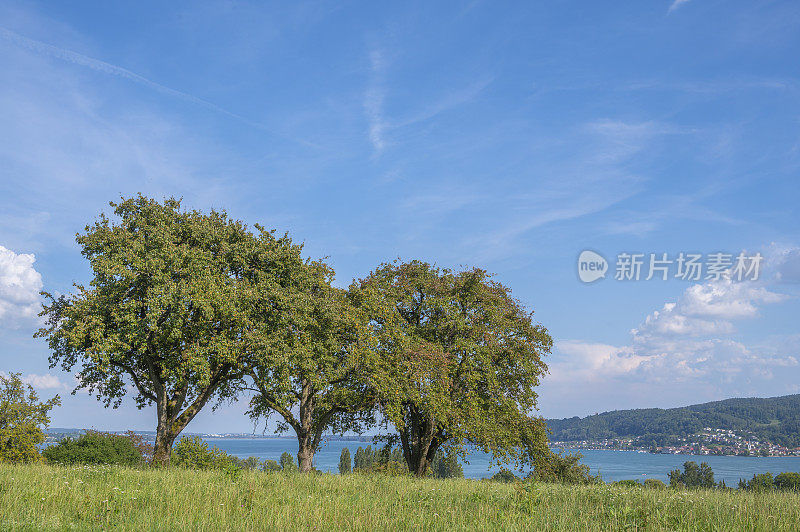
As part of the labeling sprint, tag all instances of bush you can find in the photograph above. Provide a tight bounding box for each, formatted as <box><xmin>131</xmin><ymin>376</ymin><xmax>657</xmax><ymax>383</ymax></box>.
<box><xmin>643</xmin><ymin>478</ymin><xmax>666</xmax><ymax>489</ymax></box>
<box><xmin>172</xmin><ymin>436</ymin><xmax>237</xmax><ymax>475</ymax></box>
<box><xmin>0</xmin><ymin>373</ymin><xmax>60</xmax><ymax>464</ymax></box>
<box><xmin>230</xmin><ymin>456</ymin><xmax>265</xmax><ymax>471</ymax></box>
<box><xmin>430</xmin><ymin>451</ymin><xmax>464</xmax><ymax>479</ymax></box>
<box><xmin>613</xmin><ymin>480</ymin><xmax>641</xmax><ymax>488</ymax></box>
<box><xmin>668</xmin><ymin>461</ymin><xmax>716</xmax><ymax>489</ymax></box>
<box><xmin>339</xmin><ymin>448</ymin><xmax>351</xmax><ymax>474</ymax></box>
<box><xmin>279</xmin><ymin>451</ymin><xmax>296</xmax><ymax>472</ymax></box>
<box><xmin>43</xmin><ymin>431</ymin><xmax>145</xmax><ymax>466</ymax></box>
<box><xmin>262</xmin><ymin>459</ymin><xmax>281</xmax><ymax>472</ymax></box>
<box><xmin>528</xmin><ymin>450</ymin><xmax>597</xmax><ymax>485</ymax></box>
<box><xmin>353</xmin><ymin>445</ymin><xmax>406</xmax><ymax>474</ymax></box>
<box><xmin>775</xmin><ymin>472</ymin><xmax>800</xmax><ymax>491</ymax></box>
<box><xmin>741</xmin><ymin>472</ymin><xmax>774</xmax><ymax>492</ymax></box>
<box><xmin>490</xmin><ymin>469</ymin><xmax>520</xmax><ymax>483</ymax></box>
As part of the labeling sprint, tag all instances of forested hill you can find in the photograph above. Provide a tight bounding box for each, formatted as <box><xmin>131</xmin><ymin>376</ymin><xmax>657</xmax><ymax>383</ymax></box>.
<box><xmin>546</xmin><ymin>395</ymin><xmax>800</xmax><ymax>447</ymax></box>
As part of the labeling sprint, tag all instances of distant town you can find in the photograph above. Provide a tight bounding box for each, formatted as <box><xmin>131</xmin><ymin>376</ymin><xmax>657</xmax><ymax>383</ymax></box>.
<box><xmin>553</xmin><ymin>428</ymin><xmax>800</xmax><ymax>457</ymax></box>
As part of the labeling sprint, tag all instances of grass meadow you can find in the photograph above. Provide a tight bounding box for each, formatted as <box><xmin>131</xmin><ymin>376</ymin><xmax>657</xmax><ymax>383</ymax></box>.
<box><xmin>0</xmin><ymin>463</ymin><xmax>799</xmax><ymax>531</ymax></box>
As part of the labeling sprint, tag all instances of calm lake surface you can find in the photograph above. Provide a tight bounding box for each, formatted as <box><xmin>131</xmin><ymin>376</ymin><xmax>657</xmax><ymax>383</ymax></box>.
<box><xmin>206</xmin><ymin>438</ymin><xmax>800</xmax><ymax>484</ymax></box>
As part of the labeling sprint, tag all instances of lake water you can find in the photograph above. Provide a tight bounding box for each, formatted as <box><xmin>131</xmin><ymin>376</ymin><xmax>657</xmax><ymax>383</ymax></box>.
<box><xmin>206</xmin><ymin>438</ymin><xmax>800</xmax><ymax>484</ymax></box>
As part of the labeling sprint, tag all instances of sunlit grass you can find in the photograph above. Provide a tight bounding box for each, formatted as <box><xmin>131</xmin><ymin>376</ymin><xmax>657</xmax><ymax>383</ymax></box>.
<box><xmin>0</xmin><ymin>463</ymin><xmax>798</xmax><ymax>530</ymax></box>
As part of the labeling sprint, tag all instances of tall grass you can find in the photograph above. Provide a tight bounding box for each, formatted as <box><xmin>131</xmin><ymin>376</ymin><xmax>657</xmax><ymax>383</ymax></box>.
<box><xmin>0</xmin><ymin>463</ymin><xmax>798</xmax><ymax>530</ymax></box>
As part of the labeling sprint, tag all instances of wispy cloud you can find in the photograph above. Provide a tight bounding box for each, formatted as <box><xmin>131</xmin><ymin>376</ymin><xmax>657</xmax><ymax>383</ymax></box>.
<box><xmin>392</xmin><ymin>77</ymin><xmax>493</xmax><ymax>129</ymax></box>
<box><xmin>668</xmin><ymin>0</ymin><xmax>692</xmax><ymax>13</ymax></box>
<box><xmin>364</xmin><ymin>48</ymin><xmax>387</xmax><ymax>154</ymax></box>
<box><xmin>0</xmin><ymin>26</ymin><xmax>311</xmax><ymax>145</ymax></box>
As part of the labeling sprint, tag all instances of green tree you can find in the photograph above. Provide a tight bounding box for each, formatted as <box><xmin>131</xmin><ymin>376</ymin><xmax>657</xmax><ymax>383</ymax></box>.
<box><xmin>172</xmin><ymin>436</ymin><xmax>236</xmax><ymax>472</ymax></box>
<box><xmin>774</xmin><ymin>472</ymin><xmax>800</xmax><ymax>491</ymax></box>
<box><xmin>669</xmin><ymin>461</ymin><xmax>716</xmax><ymax>489</ymax></box>
<box><xmin>245</xmin><ymin>264</ymin><xmax>375</xmax><ymax>473</ymax></box>
<box><xmin>430</xmin><ymin>450</ymin><xmax>464</xmax><ymax>479</ymax></box>
<box><xmin>528</xmin><ymin>450</ymin><xmax>596</xmax><ymax>484</ymax></box>
<box><xmin>279</xmin><ymin>451</ymin><xmax>296</xmax><ymax>472</ymax></box>
<box><xmin>0</xmin><ymin>373</ymin><xmax>60</xmax><ymax>463</ymax></box>
<box><xmin>339</xmin><ymin>447</ymin><xmax>351</xmax><ymax>474</ymax></box>
<box><xmin>353</xmin><ymin>446</ymin><xmax>366</xmax><ymax>471</ymax></box>
<box><xmin>356</xmin><ymin>261</ymin><xmax>552</xmax><ymax>476</ymax></box>
<box><xmin>43</xmin><ymin>431</ymin><xmax>145</xmax><ymax>466</ymax></box>
<box><xmin>36</xmin><ymin>196</ymin><xmax>299</xmax><ymax>465</ymax></box>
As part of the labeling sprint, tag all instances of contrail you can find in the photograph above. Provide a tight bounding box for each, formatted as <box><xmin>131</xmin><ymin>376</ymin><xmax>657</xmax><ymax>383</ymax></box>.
<box><xmin>0</xmin><ymin>26</ymin><xmax>317</xmax><ymax>147</ymax></box>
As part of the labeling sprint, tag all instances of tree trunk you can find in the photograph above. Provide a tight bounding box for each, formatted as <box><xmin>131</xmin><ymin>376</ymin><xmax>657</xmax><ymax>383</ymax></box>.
<box><xmin>297</xmin><ymin>436</ymin><xmax>314</xmax><ymax>472</ymax></box>
<box><xmin>152</xmin><ymin>425</ymin><xmax>177</xmax><ymax>467</ymax></box>
<box><xmin>400</xmin><ymin>406</ymin><xmax>441</xmax><ymax>476</ymax></box>
<box><xmin>149</xmin><ymin>372</ymin><xmax>226</xmax><ymax>466</ymax></box>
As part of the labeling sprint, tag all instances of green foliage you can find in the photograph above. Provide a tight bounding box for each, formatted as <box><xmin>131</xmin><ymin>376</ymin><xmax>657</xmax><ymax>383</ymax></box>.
<box><xmin>546</xmin><ymin>394</ymin><xmax>800</xmax><ymax>447</ymax></box>
<box><xmin>527</xmin><ymin>450</ymin><xmax>597</xmax><ymax>485</ymax></box>
<box><xmin>491</xmin><ymin>469</ymin><xmax>520</xmax><ymax>483</ymax></box>
<box><xmin>613</xmin><ymin>480</ymin><xmax>641</xmax><ymax>488</ymax></box>
<box><xmin>338</xmin><ymin>447</ymin><xmax>351</xmax><ymax>474</ymax></box>
<box><xmin>739</xmin><ymin>471</ymin><xmax>800</xmax><ymax>492</ymax></box>
<box><xmin>352</xmin><ymin>445</ymin><xmax>406</xmax><ymax>475</ymax></box>
<box><xmin>229</xmin><ymin>456</ymin><xmax>265</xmax><ymax>471</ymax></box>
<box><xmin>246</xmin><ymin>267</ymin><xmax>376</xmax><ymax>472</ymax></box>
<box><xmin>668</xmin><ymin>461</ymin><xmax>716</xmax><ymax>489</ymax></box>
<box><xmin>279</xmin><ymin>452</ymin><xmax>296</xmax><ymax>472</ymax></box>
<box><xmin>35</xmin><ymin>195</ymin><xmax>297</xmax><ymax>464</ymax></box>
<box><xmin>172</xmin><ymin>436</ymin><xmax>237</xmax><ymax>476</ymax></box>
<box><xmin>0</xmin><ymin>372</ymin><xmax>60</xmax><ymax>464</ymax></box>
<box><xmin>429</xmin><ymin>450</ymin><xmax>464</xmax><ymax>479</ymax></box>
<box><xmin>43</xmin><ymin>431</ymin><xmax>145</xmax><ymax>466</ymax></box>
<box><xmin>356</xmin><ymin>261</ymin><xmax>552</xmax><ymax>476</ymax></box>
<box><xmin>643</xmin><ymin>478</ymin><xmax>666</xmax><ymax>489</ymax></box>
<box><xmin>774</xmin><ymin>472</ymin><xmax>800</xmax><ymax>491</ymax></box>
<box><xmin>262</xmin><ymin>459</ymin><xmax>281</xmax><ymax>472</ymax></box>
<box><xmin>740</xmin><ymin>472</ymin><xmax>774</xmax><ymax>491</ymax></box>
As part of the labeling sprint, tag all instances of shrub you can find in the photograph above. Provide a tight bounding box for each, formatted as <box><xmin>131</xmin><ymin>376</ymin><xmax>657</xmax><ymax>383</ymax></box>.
<box><xmin>339</xmin><ymin>448</ymin><xmax>351</xmax><ymax>474</ymax></box>
<box><xmin>230</xmin><ymin>456</ymin><xmax>264</xmax><ymax>471</ymax></box>
<box><xmin>353</xmin><ymin>445</ymin><xmax>405</xmax><ymax>474</ymax></box>
<box><xmin>490</xmin><ymin>469</ymin><xmax>520</xmax><ymax>483</ymax></box>
<box><xmin>613</xmin><ymin>480</ymin><xmax>641</xmax><ymax>488</ymax></box>
<box><xmin>643</xmin><ymin>478</ymin><xmax>666</xmax><ymax>489</ymax></box>
<box><xmin>528</xmin><ymin>450</ymin><xmax>597</xmax><ymax>485</ymax></box>
<box><xmin>262</xmin><ymin>459</ymin><xmax>281</xmax><ymax>472</ymax></box>
<box><xmin>279</xmin><ymin>451</ymin><xmax>296</xmax><ymax>472</ymax></box>
<box><xmin>742</xmin><ymin>472</ymin><xmax>774</xmax><ymax>492</ymax></box>
<box><xmin>43</xmin><ymin>431</ymin><xmax>144</xmax><ymax>466</ymax></box>
<box><xmin>668</xmin><ymin>461</ymin><xmax>716</xmax><ymax>489</ymax></box>
<box><xmin>172</xmin><ymin>436</ymin><xmax>237</xmax><ymax>474</ymax></box>
<box><xmin>430</xmin><ymin>451</ymin><xmax>464</xmax><ymax>479</ymax></box>
<box><xmin>775</xmin><ymin>472</ymin><xmax>800</xmax><ymax>491</ymax></box>
<box><xmin>0</xmin><ymin>372</ymin><xmax>60</xmax><ymax>464</ymax></box>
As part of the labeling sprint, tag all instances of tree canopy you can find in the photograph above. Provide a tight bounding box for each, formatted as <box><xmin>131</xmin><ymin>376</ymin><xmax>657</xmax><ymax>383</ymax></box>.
<box><xmin>36</xmin><ymin>195</ymin><xmax>304</xmax><ymax>465</ymax></box>
<box><xmin>0</xmin><ymin>372</ymin><xmax>60</xmax><ymax>463</ymax></box>
<box><xmin>356</xmin><ymin>260</ymin><xmax>552</xmax><ymax>476</ymax></box>
<box><xmin>245</xmin><ymin>260</ymin><xmax>375</xmax><ymax>472</ymax></box>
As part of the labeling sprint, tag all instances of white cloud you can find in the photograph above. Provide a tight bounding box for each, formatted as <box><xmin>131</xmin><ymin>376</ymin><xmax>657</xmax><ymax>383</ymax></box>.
<box><xmin>22</xmin><ymin>373</ymin><xmax>65</xmax><ymax>390</ymax></box>
<box><xmin>543</xmin><ymin>259</ymin><xmax>795</xmax><ymax>415</ymax></box>
<box><xmin>0</xmin><ymin>245</ymin><xmax>43</xmax><ymax>327</ymax></box>
<box><xmin>0</xmin><ymin>371</ymin><xmax>66</xmax><ymax>390</ymax></box>
<box><xmin>668</xmin><ymin>0</ymin><xmax>692</xmax><ymax>13</ymax></box>
<box><xmin>632</xmin><ymin>278</ymin><xmax>787</xmax><ymax>342</ymax></box>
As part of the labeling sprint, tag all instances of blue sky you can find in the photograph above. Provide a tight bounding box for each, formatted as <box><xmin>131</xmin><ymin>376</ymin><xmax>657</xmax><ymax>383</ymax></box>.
<box><xmin>1</xmin><ymin>0</ymin><xmax>799</xmax><ymax>433</ymax></box>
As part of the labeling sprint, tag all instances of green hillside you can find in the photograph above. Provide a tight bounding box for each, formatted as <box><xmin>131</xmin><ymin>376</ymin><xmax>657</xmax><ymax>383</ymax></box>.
<box><xmin>546</xmin><ymin>395</ymin><xmax>800</xmax><ymax>447</ymax></box>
